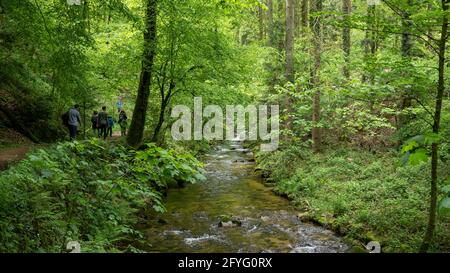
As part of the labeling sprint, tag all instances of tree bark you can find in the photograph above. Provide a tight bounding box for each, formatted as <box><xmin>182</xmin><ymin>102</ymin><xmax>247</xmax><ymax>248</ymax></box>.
<box><xmin>363</xmin><ymin>4</ymin><xmax>376</xmax><ymax>82</ymax></box>
<box><xmin>398</xmin><ymin>0</ymin><xmax>413</xmax><ymax>129</ymax></box>
<box><xmin>267</xmin><ymin>0</ymin><xmax>275</xmax><ymax>47</ymax></box>
<box><xmin>127</xmin><ymin>0</ymin><xmax>158</xmax><ymax>148</ymax></box>
<box><xmin>342</xmin><ymin>0</ymin><xmax>351</xmax><ymax>79</ymax></box>
<box><xmin>311</xmin><ymin>0</ymin><xmax>322</xmax><ymax>153</ymax></box>
<box><xmin>277</xmin><ymin>0</ymin><xmax>285</xmax><ymax>54</ymax></box>
<box><xmin>294</xmin><ymin>0</ymin><xmax>299</xmax><ymax>36</ymax></box>
<box><xmin>420</xmin><ymin>0</ymin><xmax>448</xmax><ymax>253</ymax></box>
<box><xmin>258</xmin><ymin>5</ymin><xmax>264</xmax><ymax>40</ymax></box>
<box><xmin>284</xmin><ymin>0</ymin><xmax>295</xmax><ymax>134</ymax></box>
<box><xmin>285</xmin><ymin>0</ymin><xmax>295</xmax><ymax>83</ymax></box>
<box><xmin>301</xmin><ymin>0</ymin><xmax>308</xmax><ymax>29</ymax></box>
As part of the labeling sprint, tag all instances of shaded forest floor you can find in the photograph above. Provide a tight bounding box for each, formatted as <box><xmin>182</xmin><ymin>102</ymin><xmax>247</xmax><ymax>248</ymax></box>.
<box><xmin>0</xmin><ymin>128</ymin><xmax>35</xmax><ymax>170</ymax></box>
<box><xmin>0</xmin><ymin>127</ymin><xmax>125</xmax><ymax>171</ymax></box>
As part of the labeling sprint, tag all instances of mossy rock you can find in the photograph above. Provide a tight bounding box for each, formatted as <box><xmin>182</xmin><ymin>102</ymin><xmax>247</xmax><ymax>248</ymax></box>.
<box><xmin>348</xmin><ymin>245</ymin><xmax>368</xmax><ymax>253</ymax></box>
<box><xmin>218</xmin><ymin>215</ymin><xmax>242</xmax><ymax>227</ymax></box>
<box><xmin>364</xmin><ymin>231</ymin><xmax>383</xmax><ymax>244</ymax></box>
<box><xmin>296</xmin><ymin>212</ymin><xmax>310</xmax><ymax>221</ymax></box>
<box><xmin>219</xmin><ymin>214</ymin><xmax>232</xmax><ymax>223</ymax></box>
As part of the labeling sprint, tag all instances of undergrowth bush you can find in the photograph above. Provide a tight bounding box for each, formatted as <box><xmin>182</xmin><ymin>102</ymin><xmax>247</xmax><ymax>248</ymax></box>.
<box><xmin>256</xmin><ymin>147</ymin><xmax>450</xmax><ymax>252</ymax></box>
<box><xmin>0</xmin><ymin>139</ymin><xmax>205</xmax><ymax>253</ymax></box>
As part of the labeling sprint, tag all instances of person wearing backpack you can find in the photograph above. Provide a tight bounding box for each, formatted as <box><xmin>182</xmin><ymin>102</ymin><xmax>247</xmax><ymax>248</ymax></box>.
<box><xmin>91</xmin><ymin>111</ymin><xmax>99</xmax><ymax>136</ymax></box>
<box><xmin>97</xmin><ymin>106</ymin><xmax>108</xmax><ymax>140</ymax></box>
<box><xmin>62</xmin><ymin>111</ymin><xmax>70</xmax><ymax>128</ymax></box>
<box><xmin>118</xmin><ymin>110</ymin><xmax>128</xmax><ymax>136</ymax></box>
<box><xmin>106</xmin><ymin>115</ymin><xmax>115</xmax><ymax>138</ymax></box>
<box><xmin>67</xmin><ymin>105</ymin><xmax>82</xmax><ymax>141</ymax></box>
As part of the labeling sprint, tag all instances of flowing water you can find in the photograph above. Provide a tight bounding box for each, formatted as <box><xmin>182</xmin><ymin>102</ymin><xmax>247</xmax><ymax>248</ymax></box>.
<box><xmin>144</xmin><ymin>141</ymin><xmax>349</xmax><ymax>253</ymax></box>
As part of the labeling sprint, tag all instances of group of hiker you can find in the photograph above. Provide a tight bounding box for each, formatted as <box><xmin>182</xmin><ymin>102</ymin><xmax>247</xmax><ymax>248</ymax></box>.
<box><xmin>63</xmin><ymin>105</ymin><xmax>129</xmax><ymax>141</ymax></box>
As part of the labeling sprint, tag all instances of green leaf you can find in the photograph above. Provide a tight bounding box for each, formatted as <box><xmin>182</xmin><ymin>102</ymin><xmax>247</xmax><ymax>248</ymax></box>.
<box><xmin>424</xmin><ymin>133</ymin><xmax>441</xmax><ymax>145</ymax></box>
<box><xmin>442</xmin><ymin>185</ymin><xmax>450</xmax><ymax>194</ymax></box>
<box><xmin>438</xmin><ymin>197</ymin><xmax>450</xmax><ymax>214</ymax></box>
<box><xmin>401</xmin><ymin>140</ymin><xmax>419</xmax><ymax>154</ymax></box>
<box><xmin>407</xmin><ymin>148</ymin><xmax>429</xmax><ymax>166</ymax></box>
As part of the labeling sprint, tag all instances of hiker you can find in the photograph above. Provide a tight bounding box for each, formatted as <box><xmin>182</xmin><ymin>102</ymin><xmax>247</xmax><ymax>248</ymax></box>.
<box><xmin>68</xmin><ymin>105</ymin><xmax>82</xmax><ymax>141</ymax></box>
<box><xmin>91</xmin><ymin>111</ymin><xmax>99</xmax><ymax>136</ymax></box>
<box><xmin>107</xmin><ymin>115</ymin><xmax>115</xmax><ymax>138</ymax></box>
<box><xmin>97</xmin><ymin>106</ymin><xmax>108</xmax><ymax>140</ymax></box>
<box><xmin>118</xmin><ymin>110</ymin><xmax>128</xmax><ymax>136</ymax></box>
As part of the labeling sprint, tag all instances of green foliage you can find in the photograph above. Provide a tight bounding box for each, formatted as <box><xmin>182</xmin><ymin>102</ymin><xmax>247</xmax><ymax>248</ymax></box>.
<box><xmin>439</xmin><ymin>180</ymin><xmax>450</xmax><ymax>215</ymax></box>
<box><xmin>257</xmin><ymin>146</ymin><xmax>450</xmax><ymax>252</ymax></box>
<box><xmin>400</xmin><ymin>132</ymin><xmax>446</xmax><ymax>166</ymax></box>
<box><xmin>0</xmin><ymin>139</ymin><xmax>204</xmax><ymax>252</ymax></box>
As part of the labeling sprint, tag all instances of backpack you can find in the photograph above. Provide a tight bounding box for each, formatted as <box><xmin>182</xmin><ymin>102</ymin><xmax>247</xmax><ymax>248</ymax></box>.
<box><xmin>98</xmin><ymin>112</ymin><xmax>108</xmax><ymax>126</ymax></box>
<box><xmin>62</xmin><ymin>111</ymin><xmax>69</xmax><ymax>127</ymax></box>
<box><xmin>119</xmin><ymin>112</ymin><xmax>127</xmax><ymax>122</ymax></box>
<box><xmin>91</xmin><ymin>115</ymin><xmax>98</xmax><ymax>125</ymax></box>
<box><xmin>107</xmin><ymin>116</ymin><xmax>114</xmax><ymax>127</ymax></box>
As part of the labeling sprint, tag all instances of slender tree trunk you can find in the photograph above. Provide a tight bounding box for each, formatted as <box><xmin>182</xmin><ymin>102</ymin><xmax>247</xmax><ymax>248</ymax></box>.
<box><xmin>398</xmin><ymin>0</ymin><xmax>413</xmax><ymax>128</ymax></box>
<box><xmin>342</xmin><ymin>0</ymin><xmax>351</xmax><ymax>79</ymax></box>
<box><xmin>301</xmin><ymin>0</ymin><xmax>308</xmax><ymax>29</ymax></box>
<box><xmin>285</xmin><ymin>0</ymin><xmax>295</xmax><ymax>133</ymax></box>
<box><xmin>420</xmin><ymin>0</ymin><xmax>448</xmax><ymax>253</ymax></box>
<box><xmin>127</xmin><ymin>0</ymin><xmax>158</xmax><ymax>148</ymax></box>
<box><xmin>286</xmin><ymin>0</ymin><xmax>295</xmax><ymax>83</ymax></box>
<box><xmin>308</xmin><ymin>0</ymin><xmax>314</xmax><ymax>30</ymax></box>
<box><xmin>268</xmin><ymin>0</ymin><xmax>275</xmax><ymax>47</ymax></box>
<box><xmin>294</xmin><ymin>0</ymin><xmax>300</xmax><ymax>36</ymax></box>
<box><xmin>363</xmin><ymin>4</ymin><xmax>376</xmax><ymax>82</ymax></box>
<box><xmin>277</xmin><ymin>0</ymin><xmax>285</xmax><ymax>54</ymax></box>
<box><xmin>258</xmin><ymin>5</ymin><xmax>264</xmax><ymax>40</ymax></box>
<box><xmin>152</xmin><ymin>101</ymin><xmax>167</xmax><ymax>143</ymax></box>
<box><xmin>311</xmin><ymin>0</ymin><xmax>322</xmax><ymax>153</ymax></box>
<box><xmin>152</xmin><ymin>79</ymin><xmax>174</xmax><ymax>143</ymax></box>
<box><xmin>83</xmin><ymin>100</ymin><xmax>86</xmax><ymax>139</ymax></box>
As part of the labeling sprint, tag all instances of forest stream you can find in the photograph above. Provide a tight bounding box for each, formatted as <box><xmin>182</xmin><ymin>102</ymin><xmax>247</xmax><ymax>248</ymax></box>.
<box><xmin>143</xmin><ymin>141</ymin><xmax>350</xmax><ymax>253</ymax></box>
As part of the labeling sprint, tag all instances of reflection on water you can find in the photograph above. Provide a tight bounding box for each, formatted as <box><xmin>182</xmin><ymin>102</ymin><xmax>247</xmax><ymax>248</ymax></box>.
<box><xmin>143</xmin><ymin>142</ymin><xmax>349</xmax><ymax>253</ymax></box>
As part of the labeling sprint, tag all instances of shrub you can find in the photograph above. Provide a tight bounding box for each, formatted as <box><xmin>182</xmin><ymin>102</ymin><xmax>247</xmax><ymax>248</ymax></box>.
<box><xmin>0</xmin><ymin>139</ymin><xmax>205</xmax><ymax>253</ymax></box>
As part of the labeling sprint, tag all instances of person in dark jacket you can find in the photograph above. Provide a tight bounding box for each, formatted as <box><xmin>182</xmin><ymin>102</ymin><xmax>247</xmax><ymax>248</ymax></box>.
<box><xmin>118</xmin><ymin>110</ymin><xmax>128</xmax><ymax>136</ymax></box>
<box><xmin>106</xmin><ymin>115</ymin><xmax>115</xmax><ymax>137</ymax></box>
<box><xmin>97</xmin><ymin>106</ymin><xmax>108</xmax><ymax>140</ymax></box>
<box><xmin>68</xmin><ymin>105</ymin><xmax>82</xmax><ymax>141</ymax></box>
<box><xmin>91</xmin><ymin>111</ymin><xmax>99</xmax><ymax>136</ymax></box>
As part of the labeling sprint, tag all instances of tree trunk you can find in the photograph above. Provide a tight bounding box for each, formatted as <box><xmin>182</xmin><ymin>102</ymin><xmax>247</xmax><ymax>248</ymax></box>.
<box><xmin>363</xmin><ymin>4</ymin><xmax>376</xmax><ymax>82</ymax></box>
<box><xmin>311</xmin><ymin>0</ymin><xmax>322</xmax><ymax>153</ymax></box>
<box><xmin>342</xmin><ymin>0</ymin><xmax>351</xmax><ymax>79</ymax></box>
<box><xmin>152</xmin><ymin>102</ymin><xmax>167</xmax><ymax>143</ymax></box>
<box><xmin>267</xmin><ymin>0</ymin><xmax>275</xmax><ymax>47</ymax></box>
<box><xmin>285</xmin><ymin>0</ymin><xmax>295</xmax><ymax>83</ymax></box>
<box><xmin>127</xmin><ymin>0</ymin><xmax>158</xmax><ymax>148</ymax></box>
<box><xmin>83</xmin><ymin>100</ymin><xmax>86</xmax><ymax>139</ymax></box>
<box><xmin>258</xmin><ymin>5</ymin><xmax>264</xmax><ymax>40</ymax></box>
<box><xmin>285</xmin><ymin>0</ymin><xmax>295</xmax><ymax>134</ymax></box>
<box><xmin>152</xmin><ymin>80</ymin><xmax>174</xmax><ymax>143</ymax></box>
<box><xmin>398</xmin><ymin>0</ymin><xmax>413</xmax><ymax>129</ymax></box>
<box><xmin>301</xmin><ymin>0</ymin><xmax>308</xmax><ymax>29</ymax></box>
<box><xmin>277</xmin><ymin>0</ymin><xmax>285</xmax><ymax>54</ymax></box>
<box><xmin>420</xmin><ymin>0</ymin><xmax>448</xmax><ymax>253</ymax></box>
<box><xmin>294</xmin><ymin>0</ymin><xmax>302</xmax><ymax>37</ymax></box>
